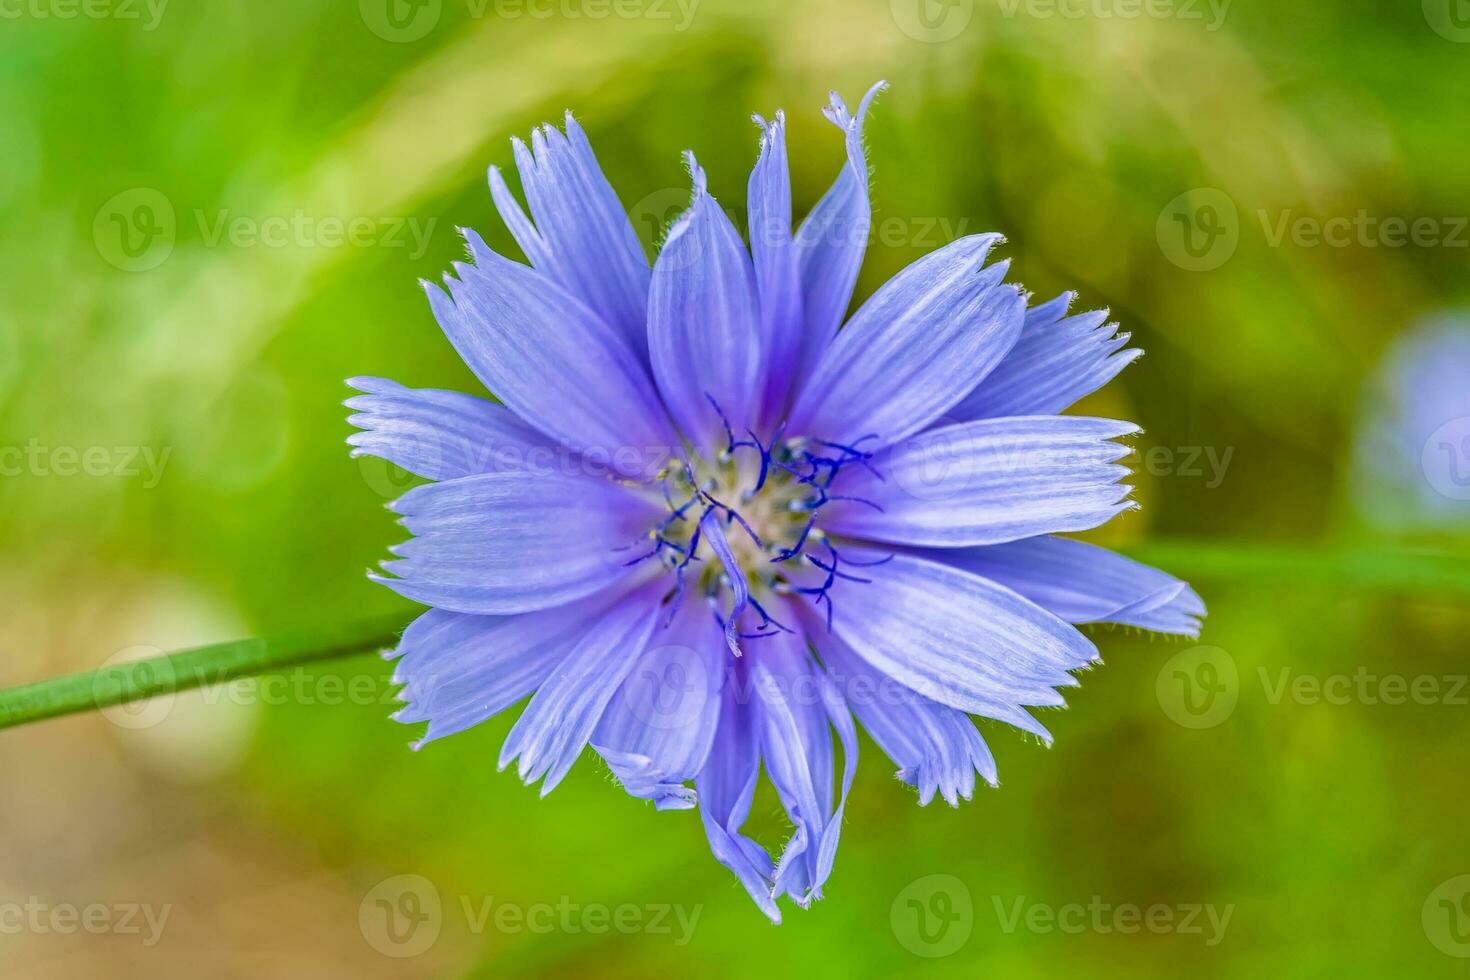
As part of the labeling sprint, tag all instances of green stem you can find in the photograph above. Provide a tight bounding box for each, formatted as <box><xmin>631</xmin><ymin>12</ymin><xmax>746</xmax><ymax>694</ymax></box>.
<box><xmin>1122</xmin><ymin>540</ymin><xmax>1470</xmax><ymax>593</ymax></box>
<box><xmin>0</xmin><ymin>540</ymin><xmax>1464</xmax><ymax>735</ymax></box>
<box><xmin>0</xmin><ymin>614</ymin><xmax>407</xmax><ymax>732</ymax></box>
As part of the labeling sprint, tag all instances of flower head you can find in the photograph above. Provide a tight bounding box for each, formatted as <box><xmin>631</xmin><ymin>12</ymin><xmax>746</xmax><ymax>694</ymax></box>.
<box><xmin>1352</xmin><ymin>313</ymin><xmax>1470</xmax><ymax>533</ymax></box>
<box><xmin>346</xmin><ymin>83</ymin><xmax>1204</xmax><ymax>922</ymax></box>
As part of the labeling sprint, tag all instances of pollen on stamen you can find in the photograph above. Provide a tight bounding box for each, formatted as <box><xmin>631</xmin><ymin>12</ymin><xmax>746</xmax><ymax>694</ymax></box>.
<box><xmin>623</xmin><ymin>404</ymin><xmax>891</xmax><ymax>645</ymax></box>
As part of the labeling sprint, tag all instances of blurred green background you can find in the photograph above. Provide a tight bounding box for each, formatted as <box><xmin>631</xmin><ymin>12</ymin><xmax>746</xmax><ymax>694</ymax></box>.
<box><xmin>2</xmin><ymin>0</ymin><xmax>1469</xmax><ymax>976</ymax></box>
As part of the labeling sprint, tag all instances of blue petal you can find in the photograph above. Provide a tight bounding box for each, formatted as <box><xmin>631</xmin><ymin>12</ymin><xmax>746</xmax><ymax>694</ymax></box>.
<box><xmin>699</xmin><ymin>508</ymin><xmax>752</xmax><ymax>656</ymax></box>
<box><xmin>372</xmin><ymin>470</ymin><xmax>663</xmax><ymax>615</ymax></box>
<box><xmin>807</xmin><ymin>550</ymin><xmax>1097</xmax><ymax>723</ymax></box>
<box><xmin>951</xmin><ymin>292</ymin><xmax>1142</xmax><ymax>420</ymax></box>
<box><xmin>747</xmin><ymin>111</ymin><xmax>804</xmax><ymax>426</ymax></box>
<box><xmin>816</xmin><ymin>630</ymin><xmax>1003</xmax><ymax>806</ymax></box>
<box><xmin>429</xmin><ymin>230</ymin><xmax>674</xmax><ymax>479</ymax></box>
<box><xmin>498</xmin><ymin>584</ymin><xmax>663</xmax><ymax>795</ymax></box>
<box><xmin>791</xmin><ymin>82</ymin><xmax>886</xmax><ymax>392</ymax></box>
<box><xmin>788</xmin><ymin>235</ymin><xmax>1025</xmax><ymax>449</ymax></box>
<box><xmin>696</xmin><ymin>657</ymin><xmax>781</xmax><ymax>923</ymax></box>
<box><xmin>754</xmin><ymin>632</ymin><xmax>857</xmax><ymax>909</ymax></box>
<box><xmin>822</xmin><ymin>416</ymin><xmax>1140</xmax><ymax>546</ymax></box>
<box><xmin>932</xmin><ymin>536</ymin><xmax>1206</xmax><ymax>637</ymax></box>
<box><xmin>345</xmin><ymin>377</ymin><xmax>551</xmax><ymax>481</ymax></box>
<box><xmin>389</xmin><ymin>595</ymin><xmax>615</xmax><ymax>747</ymax></box>
<box><xmin>647</xmin><ymin>153</ymin><xmax>762</xmax><ymax>451</ymax></box>
<box><xmin>488</xmin><ymin>114</ymin><xmax>651</xmax><ymax>358</ymax></box>
<box><xmin>592</xmin><ymin>600</ymin><xmax>725</xmax><ymax>810</ymax></box>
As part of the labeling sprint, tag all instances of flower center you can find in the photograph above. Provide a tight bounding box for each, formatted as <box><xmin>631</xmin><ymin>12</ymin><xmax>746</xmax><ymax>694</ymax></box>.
<box><xmin>624</xmin><ymin>411</ymin><xmax>888</xmax><ymax>650</ymax></box>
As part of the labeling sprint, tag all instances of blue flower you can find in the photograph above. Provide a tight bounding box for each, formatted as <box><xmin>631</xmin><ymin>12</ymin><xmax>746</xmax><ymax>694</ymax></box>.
<box><xmin>1352</xmin><ymin>313</ymin><xmax>1470</xmax><ymax>532</ymax></box>
<box><xmin>346</xmin><ymin>83</ymin><xmax>1204</xmax><ymax>922</ymax></box>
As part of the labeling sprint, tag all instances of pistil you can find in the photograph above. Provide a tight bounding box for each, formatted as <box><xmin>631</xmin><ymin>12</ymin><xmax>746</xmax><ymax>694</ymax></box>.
<box><xmin>622</xmin><ymin>403</ymin><xmax>889</xmax><ymax>650</ymax></box>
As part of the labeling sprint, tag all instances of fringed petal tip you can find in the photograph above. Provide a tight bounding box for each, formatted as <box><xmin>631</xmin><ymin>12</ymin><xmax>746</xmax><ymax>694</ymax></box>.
<box><xmin>682</xmin><ymin>150</ymin><xmax>709</xmax><ymax>196</ymax></box>
<box><xmin>594</xmin><ymin>744</ymin><xmax>701</xmax><ymax>811</ymax></box>
<box><xmin>823</xmin><ymin>80</ymin><xmax>888</xmax><ymax>132</ymax></box>
<box><xmin>654</xmin><ymin>151</ymin><xmax>712</xmax><ymax>249</ymax></box>
<box><xmin>1039</xmin><ymin>290</ymin><xmax>1079</xmax><ymax>319</ymax></box>
<box><xmin>344</xmin><ymin>375</ymin><xmax>402</xmax><ymax>398</ymax></box>
<box><xmin>1103</xmin><ymin>581</ymin><xmax>1207</xmax><ymax>639</ymax></box>
<box><xmin>897</xmin><ymin>754</ymin><xmax>999</xmax><ymax>809</ymax></box>
<box><xmin>454</xmin><ymin>225</ymin><xmax>502</xmax><ymax>267</ymax></box>
<box><xmin>751</xmin><ymin>108</ymin><xmax>786</xmax><ymax>141</ymax></box>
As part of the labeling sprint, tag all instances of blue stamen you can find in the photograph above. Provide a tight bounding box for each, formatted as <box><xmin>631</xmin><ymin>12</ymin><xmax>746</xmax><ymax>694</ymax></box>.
<box><xmin>826</xmin><ymin>494</ymin><xmax>885</xmax><ymax>513</ymax></box>
<box><xmin>662</xmin><ymin>510</ymin><xmax>709</xmax><ymax>624</ymax></box>
<box><xmin>644</xmin><ymin>409</ymin><xmax>889</xmax><ymax>645</ymax></box>
<box><xmin>704</xmin><ymin>393</ymin><xmax>766</xmax><ymax>463</ymax></box>
<box><xmin>747</xmin><ymin>595</ymin><xmax>795</xmax><ymax>635</ymax></box>
<box><xmin>699</xmin><ymin>489</ymin><xmax>763</xmax><ymax>548</ymax></box>
<box><xmin>745</xmin><ymin>423</ymin><xmax>779</xmax><ymax>494</ymax></box>
<box><xmin>770</xmin><ymin>514</ymin><xmax>817</xmax><ymax>562</ymax></box>
<box><xmin>839</xmin><ymin>551</ymin><xmax>895</xmax><ymax>568</ymax></box>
